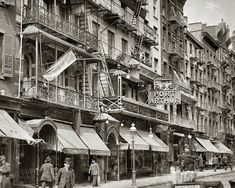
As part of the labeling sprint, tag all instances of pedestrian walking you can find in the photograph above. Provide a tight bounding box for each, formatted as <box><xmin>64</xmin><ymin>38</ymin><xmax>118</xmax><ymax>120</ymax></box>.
<box><xmin>56</xmin><ymin>158</ymin><xmax>75</xmax><ymax>188</ymax></box>
<box><xmin>198</xmin><ymin>155</ymin><xmax>204</xmax><ymax>171</ymax></box>
<box><xmin>222</xmin><ymin>155</ymin><xmax>228</xmax><ymax>170</ymax></box>
<box><xmin>40</xmin><ymin>156</ymin><xmax>55</xmax><ymax>188</ymax></box>
<box><xmin>212</xmin><ymin>155</ymin><xmax>218</xmax><ymax>172</ymax></box>
<box><xmin>89</xmin><ymin>159</ymin><xmax>100</xmax><ymax>187</ymax></box>
<box><xmin>0</xmin><ymin>155</ymin><xmax>11</xmax><ymax>188</ymax></box>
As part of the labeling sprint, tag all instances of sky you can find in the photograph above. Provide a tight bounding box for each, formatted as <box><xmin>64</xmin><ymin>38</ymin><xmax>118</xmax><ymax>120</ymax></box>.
<box><xmin>184</xmin><ymin>0</ymin><xmax>235</xmax><ymax>34</ymax></box>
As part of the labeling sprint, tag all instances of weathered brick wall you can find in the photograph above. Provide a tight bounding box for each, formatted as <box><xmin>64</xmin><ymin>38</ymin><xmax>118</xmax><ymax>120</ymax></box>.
<box><xmin>0</xmin><ymin>5</ymin><xmax>19</xmax><ymax>97</ymax></box>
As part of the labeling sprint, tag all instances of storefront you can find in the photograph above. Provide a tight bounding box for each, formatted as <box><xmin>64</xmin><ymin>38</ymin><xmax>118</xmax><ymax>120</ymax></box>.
<box><xmin>119</xmin><ymin>127</ymin><xmax>169</xmax><ymax>178</ymax></box>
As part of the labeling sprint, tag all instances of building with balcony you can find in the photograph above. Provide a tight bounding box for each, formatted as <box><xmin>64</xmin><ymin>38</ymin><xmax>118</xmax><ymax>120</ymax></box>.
<box><xmin>0</xmin><ymin>0</ymin><xmax>171</xmax><ymax>186</ymax></box>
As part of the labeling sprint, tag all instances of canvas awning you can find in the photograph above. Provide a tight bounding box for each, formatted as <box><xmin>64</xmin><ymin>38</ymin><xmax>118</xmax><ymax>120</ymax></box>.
<box><xmin>26</xmin><ymin>119</ymin><xmax>88</xmax><ymax>154</ymax></box>
<box><xmin>79</xmin><ymin>127</ymin><xmax>110</xmax><ymax>156</ymax></box>
<box><xmin>212</xmin><ymin>141</ymin><xmax>233</xmax><ymax>154</ymax></box>
<box><xmin>192</xmin><ymin>139</ymin><xmax>207</xmax><ymax>152</ymax></box>
<box><xmin>138</xmin><ymin>130</ymin><xmax>169</xmax><ymax>152</ymax></box>
<box><xmin>195</xmin><ymin>137</ymin><xmax>220</xmax><ymax>153</ymax></box>
<box><xmin>119</xmin><ymin>127</ymin><xmax>149</xmax><ymax>150</ymax></box>
<box><xmin>0</xmin><ymin>110</ymin><xmax>35</xmax><ymax>142</ymax></box>
<box><xmin>55</xmin><ymin>122</ymin><xmax>88</xmax><ymax>155</ymax></box>
<box><xmin>94</xmin><ymin>113</ymin><xmax>119</xmax><ymax>123</ymax></box>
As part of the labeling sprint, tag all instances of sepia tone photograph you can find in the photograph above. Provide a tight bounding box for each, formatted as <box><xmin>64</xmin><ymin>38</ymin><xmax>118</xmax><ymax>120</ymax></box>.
<box><xmin>0</xmin><ymin>0</ymin><xmax>235</xmax><ymax>187</ymax></box>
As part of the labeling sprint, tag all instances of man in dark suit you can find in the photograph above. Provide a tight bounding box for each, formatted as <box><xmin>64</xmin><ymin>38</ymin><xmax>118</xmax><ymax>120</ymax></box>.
<box><xmin>56</xmin><ymin>158</ymin><xmax>75</xmax><ymax>188</ymax></box>
<box><xmin>40</xmin><ymin>156</ymin><xmax>55</xmax><ymax>188</ymax></box>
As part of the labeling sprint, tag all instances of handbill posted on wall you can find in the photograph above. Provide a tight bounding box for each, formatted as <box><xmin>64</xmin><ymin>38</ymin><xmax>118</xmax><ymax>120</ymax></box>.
<box><xmin>43</xmin><ymin>49</ymin><xmax>77</xmax><ymax>81</ymax></box>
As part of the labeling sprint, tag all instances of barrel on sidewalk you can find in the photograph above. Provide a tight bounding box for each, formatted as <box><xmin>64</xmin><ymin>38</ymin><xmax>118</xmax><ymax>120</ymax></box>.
<box><xmin>172</xmin><ymin>181</ymin><xmax>224</xmax><ymax>188</ymax></box>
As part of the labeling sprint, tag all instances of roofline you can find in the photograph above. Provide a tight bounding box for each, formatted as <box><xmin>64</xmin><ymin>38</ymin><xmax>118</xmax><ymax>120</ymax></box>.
<box><xmin>186</xmin><ymin>31</ymin><xmax>204</xmax><ymax>49</ymax></box>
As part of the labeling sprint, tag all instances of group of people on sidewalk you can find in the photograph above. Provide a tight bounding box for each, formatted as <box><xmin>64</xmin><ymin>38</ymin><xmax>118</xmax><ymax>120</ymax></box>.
<box><xmin>40</xmin><ymin>156</ymin><xmax>100</xmax><ymax>188</ymax></box>
<box><xmin>212</xmin><ymin>154</ymin><xmax>232</xmax><ymax>172</ymax></box>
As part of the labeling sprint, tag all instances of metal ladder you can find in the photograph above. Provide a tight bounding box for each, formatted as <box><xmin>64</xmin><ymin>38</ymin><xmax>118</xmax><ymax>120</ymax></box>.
<box><xmin>99</xmin><ymin>44</ymin><xmax>115</xmax><ymax>97</ymax></box>
<box><xmin>131</xmin><ymin>0</ymin><xmax>143</xmax><ymax>27</ymax></box>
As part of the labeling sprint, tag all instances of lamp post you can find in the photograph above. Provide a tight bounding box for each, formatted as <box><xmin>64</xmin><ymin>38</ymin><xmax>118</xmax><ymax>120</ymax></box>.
<box><xmin>130</xmin><ymin>122</ymin><xmax>137</xmax><ymax>187</ymax></box>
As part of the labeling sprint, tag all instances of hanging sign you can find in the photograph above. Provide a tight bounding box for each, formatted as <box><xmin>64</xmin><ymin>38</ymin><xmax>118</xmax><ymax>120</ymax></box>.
<box><xmin>148</xmin><ymin>90</ymin><xmax>181</xmax><ymax>105</ymax></box>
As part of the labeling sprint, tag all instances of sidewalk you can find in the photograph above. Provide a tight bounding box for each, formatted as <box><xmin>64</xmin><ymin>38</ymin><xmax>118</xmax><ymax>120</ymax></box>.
<box><xmin>76</xmin><ymin>168</ymin><xmax>235</xmax><ymax>188</ymax></box>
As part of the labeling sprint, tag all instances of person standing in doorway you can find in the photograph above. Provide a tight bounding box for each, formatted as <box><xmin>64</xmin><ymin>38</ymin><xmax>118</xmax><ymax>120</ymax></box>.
<box><xmin>56</xmin><ymin>158</ymin><xmax>75</xmax><ymax>188</ymax></box>
<box><xmin>89</xmin><ymin>159</ymin><xmax>100</xmax><ymax>187</ymax></box>
<box><xmin>40</xmin><ymin>156</ymin><xmax>55</xmax><ymax>188</ymax></box>
<box><xmin>0</xmin><ymin>155</ymin><xmax>11</xmax><ymax>188</ymax></box>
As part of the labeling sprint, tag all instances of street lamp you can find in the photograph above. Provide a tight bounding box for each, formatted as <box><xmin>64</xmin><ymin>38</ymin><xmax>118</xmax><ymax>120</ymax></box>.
<box><xmin>130</xmin><ymin>122</ymin><xmax>137</xmax><ymax>187</ymax></box>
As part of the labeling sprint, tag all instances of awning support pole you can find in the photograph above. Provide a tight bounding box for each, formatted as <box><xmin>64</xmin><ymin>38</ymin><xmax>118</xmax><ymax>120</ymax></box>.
<box><xmin>35</xmin><ymin>36</ymin><xmax>39</xmax><ymax>97</ymax></box>
<box><xmin>83</xmin><ymin>60</ymin><xmax>86</xmax><ymax>108</ymax></box>
<box><xmin>55</xmin><ymin>46</ymin><xmax>58</xmax><ymax>103</ymax></box>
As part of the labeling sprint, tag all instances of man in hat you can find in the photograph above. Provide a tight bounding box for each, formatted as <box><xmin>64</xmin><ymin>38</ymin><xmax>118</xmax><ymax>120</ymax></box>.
<box><xmin>40</xmin><ymin>156</ymin><xmax>55</xmax><ymax>188</ymax></box>
<box><xmin>89</xmin><ymin>159</ymin><xmax>100</xmax><ymax>187</ymax></box>
<box><xmin>56</xmin><ymin>158</ymin><xmax>75</xmax><ymax>188</ymax></box>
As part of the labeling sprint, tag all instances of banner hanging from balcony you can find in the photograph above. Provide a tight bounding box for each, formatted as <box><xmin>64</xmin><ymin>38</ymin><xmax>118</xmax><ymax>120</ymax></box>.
<box><xmin>43</xmin><ymin>49</ymin><xmax>77</xmax><ymax>81</ymax></box>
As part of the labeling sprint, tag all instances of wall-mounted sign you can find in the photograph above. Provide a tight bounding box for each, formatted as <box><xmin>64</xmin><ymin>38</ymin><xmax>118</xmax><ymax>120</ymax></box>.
<box><xmin>148</xmin><ymin>90</ymin><xmax>181</xmax><ymax>105</ymax></box>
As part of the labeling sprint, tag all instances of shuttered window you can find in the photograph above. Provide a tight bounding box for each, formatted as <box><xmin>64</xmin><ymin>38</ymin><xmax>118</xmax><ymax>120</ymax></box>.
<box><xmin>3</xmin><ymin>35</ymin><xmax>14</xmax><ymax>78</ymax></box>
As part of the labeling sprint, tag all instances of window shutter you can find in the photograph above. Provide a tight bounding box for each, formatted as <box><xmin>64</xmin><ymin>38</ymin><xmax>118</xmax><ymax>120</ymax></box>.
<box><xmin>3</xmin><ymin>35</ymin><xmax>14</xmax><ymax>78</ymax></box>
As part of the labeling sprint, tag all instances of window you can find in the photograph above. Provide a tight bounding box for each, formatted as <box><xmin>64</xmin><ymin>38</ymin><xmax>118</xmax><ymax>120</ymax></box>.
<box><xmin>121</xmin><ymin>38</ymin><xmax>128</xmax><ymax>53</ymax></box>
<box><xmin>108</xmin><ymin>30</ymin><xmax>115</xmax><ymax>56</ymax></box>
<box><xmin>189</xmin><ymin>43</ymin><xmax>192</xmax><ymax>54</ymax></box>
<box><xmin>154</xmin><ymin>58</ymin><xmax>158</xmax><ymax>73</ymax></box>
<box><xmin>92</xmin><ymin>21</ymin><xmax>99</xmax><ymax>36</ymax></box>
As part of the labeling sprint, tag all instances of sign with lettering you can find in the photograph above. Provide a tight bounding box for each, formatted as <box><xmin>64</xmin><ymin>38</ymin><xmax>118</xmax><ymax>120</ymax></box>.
<box><xmin>148</xmin><ymin>90</ymin><xmax>181</xmax><ymax>105</ymax></box>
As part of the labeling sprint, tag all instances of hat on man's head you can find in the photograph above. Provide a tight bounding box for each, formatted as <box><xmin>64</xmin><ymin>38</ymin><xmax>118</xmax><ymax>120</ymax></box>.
<box><xmin>64</xmin><ymin>157</ymin><xmax>71</xmax><ymax>164</ymax></box>
<box><xmin>45</xmin><ymin>156</ymin><xmax>51</xmax><ymax>163</ymax></box>
<box><xmin>0</xmin><ymin>155</ymin><xmax>6</xmax><ymax>162</ymax></box>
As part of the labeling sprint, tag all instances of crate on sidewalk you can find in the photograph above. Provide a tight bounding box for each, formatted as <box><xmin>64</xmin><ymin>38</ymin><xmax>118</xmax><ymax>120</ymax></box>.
<box><xmin>172</xmin><ymin>181</ymin><xmax>223</xmax><ymax>188</ymax></box>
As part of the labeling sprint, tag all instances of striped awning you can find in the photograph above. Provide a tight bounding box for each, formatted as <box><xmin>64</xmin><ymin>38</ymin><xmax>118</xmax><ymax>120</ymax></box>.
<box><xmin>212</xmin><ymin>141</ymin><xmax>233</xmax><ymax>154</ymax></box>
<box><xmin>195</xmin><ymin>137</ymin><xmax>220</xmax><ymax>153</ymax></box>
<box><xmin>192</xmin><ymin>139</ymin><xmax>207</xmax><ymax>152</ymax></box>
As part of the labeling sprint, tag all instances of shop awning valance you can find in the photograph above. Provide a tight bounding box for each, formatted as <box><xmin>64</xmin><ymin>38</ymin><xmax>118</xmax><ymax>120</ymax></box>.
<box><xmin>79</xmin><ymin>127</ymin><xmax>110</xmax><ymax>156</ymax></box>
<box><xmin>195</xmin><ymin>137</ymin><xmax>220</xmax><ymax>153</ymax></box>
<box><xmin>94</xmin><ymin>113</ymin><xmax>119</xmax><ymax>123</ymax></box>
<box><xmin>0</xmin><ymin>110</ymin><xmax>35</xmax><ymax>142</ymax></box>
<box><xmin>138</xmin><ymin>130</ymin><xmax>169</xmax><ymax>152</ymax></box>
<box><xmin>212</xmin><ymin>141</ymin><xmax>233</xmax><ymax>154</ymax></box>
<box><xmin>55</xmin><ymin>122</ymin><xmax>88</xmax><ymax>155</ymax></box>
<box><xmin>192</xmin><ymin>139</ymin><xmax>207</xmax><ymax>152</ymax></box>
<box><xmin>120</xmin><ymin>127</ymin><xmax>149</xmax><ymax>150</ymax></box>
<box><xmin>26</xmin><ymin>119</ymin><xmax>89</xmax><ymax>154</ymax></box>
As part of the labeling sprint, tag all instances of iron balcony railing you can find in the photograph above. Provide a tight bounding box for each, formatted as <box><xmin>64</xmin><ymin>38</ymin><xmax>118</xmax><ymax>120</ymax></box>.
<box><xmin>168</xmin><ymin>43</ymin><xmax>184</xmax><ymax>58</ymax></box>
<box><xmin>100</xmin><ymin>41</ymin><xmax>152</xmax><ymax>67</ymax></box>
<box><xmin>143</xmin><ymin>24</ymin><xmax>157</xmax><ymax>42</ymax></box>
<box><xmin>23</xmin><ymin>5</ymin><xmax>98</xmax><ymax>50</ymax></box>
<box><xmin>103</xmin><ymin>96</ymin><xmax>169</xmax><ymax>122</ymax></box>
<box><xmin>22</xmin><ymin>79</ymin><xmax>99</xmax><ymax>111</ymax></box>
<box><xmin>169</xmin><ymin>10</ymin><xmax>186</xmax><ymax>27</ymax></box>
<box><xmin>170</xmin><ymin>116</ymin><xmax>195</xmax><ymax>129</ymax></box>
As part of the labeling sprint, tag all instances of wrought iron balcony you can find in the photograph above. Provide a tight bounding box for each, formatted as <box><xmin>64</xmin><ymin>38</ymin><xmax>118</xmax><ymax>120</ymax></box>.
<box><xmin>23</xmin><ymin>5</ymin><xmax>98</xmax><ymax>51</ymax></box>
<box><xmin>100</xmin><ymin>41</ymin><xmax>152</xmax><ymax>67</ymax></box>
<box><xmin>169</xmin><ymin>10</ymin><xmax>186</xmax><ymax>28</ymax></box>
<box><xmin>22</xmin><ymin>79</ymin><xmax>99</xmax><ymax>111</ymax></box>
<box><xmin>103</xmin><ymin>96</ymin><xmax>169</xmax><ymax>122</ymax></box>
<box><xmin>97</xmin><ymin>0</ymin><xmax>139</xmax><ymax>32</ymax></box>
<box><xmin>143</xmin><ymin>24</ymin><xmax>158</xmax><ymax>46</ymax></box>
<box><xmin>168</xmin><ymin>43</ymin><xmax>184</xmax><ymax>59</ymax></box>
<box><xmin>195</xmin><ymin>100</ymin><xmax>206</xmax><ymax>111</ymax></box>
<box><xmin>170</xmin><ymin>116</ymin><xmax>195</xmax><ymax>129</ymax></box>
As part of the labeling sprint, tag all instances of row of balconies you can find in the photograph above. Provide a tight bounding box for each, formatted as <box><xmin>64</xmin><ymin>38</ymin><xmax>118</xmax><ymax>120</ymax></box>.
<box><xmin>100</xmin><ymin>41</ymin><xmax>153</xmax><ymax>67</ymax></box>
<box><xmin>170</xmin><ymin>115</ymin><xmax>195</xmax><ymax>129</ymax></box>
<box><xmin>22</xmin><ymin>79</ymin><xmax>99</xmax><ymax>111</ymax></box>
<box><xmin>23</xmin><ymin>5</ymin><xmax>98</xmax><ymax>51</ymax></box>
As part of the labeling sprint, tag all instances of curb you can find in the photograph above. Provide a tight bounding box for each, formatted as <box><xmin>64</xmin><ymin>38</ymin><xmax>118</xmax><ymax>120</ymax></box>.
<box><xmin>139</xmin><ymin>170</ymin><xmax>235</xmax><ymax>188</ymax></box>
